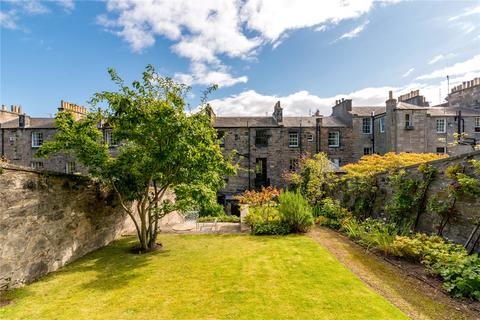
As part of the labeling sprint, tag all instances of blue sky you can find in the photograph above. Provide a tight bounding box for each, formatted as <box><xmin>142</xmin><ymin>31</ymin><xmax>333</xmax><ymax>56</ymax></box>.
<box><xmin>1</xmin><ymin>0</ymin><xmax>480</xmax><ymax>117</ymax></box>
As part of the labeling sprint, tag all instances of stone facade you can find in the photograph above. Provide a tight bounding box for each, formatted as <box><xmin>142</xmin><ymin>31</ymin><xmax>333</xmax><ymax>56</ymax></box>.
<box><xmin>2</xmin><ymin>78</ymin><xmax>480</xmax><ymax>209</ymax></box>
<box><xmin>0</xmin><ymin>101</ymin><xmax>113</xmax><ymax>173</ymax></box>
<box><xmin>0</xmin><ymin>164</ymin><xmax>137</xmax><ymax>291</ymax></box>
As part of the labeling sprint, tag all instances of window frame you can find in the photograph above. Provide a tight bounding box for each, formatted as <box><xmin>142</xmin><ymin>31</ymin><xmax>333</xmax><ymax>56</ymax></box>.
<box><xmin>363</xmin><ymin>147</ymin><xmax>373</xmax><ymax>155</ymax></box>
<box><xmin>289</xmin><ymin>158</ymin><xmax>299</xmax><ymax>171</ymax></box>
<box><xmin>475</xmin><ymin>117</ymin><xmax>480</xmax><ymax>132</ymax></box>
<box><xmin>362</xmin><ymin>117</ymin><xmax>372</xmax><ymax>134</ymax></box>
<box><xmin>307</xmin><ymin>133</ymin><xmax>314</xmax><ymax>142</ymax></box>
<box><xmin>328</xmin><ymin>131</ymin><xmax>340</xmax><ymax>147</ymax></box>
<box><xmin>30</xmin><ymin>161</ymin><xmax>44</xmax><ymax>170</ymax></box>
<box><xmin>104</xmin><ymin>130</ymin><xmax>119</xmax><ymax>147</ymax></box>
<box><xmin>65</xmin><ymin>161</ymin><xmax>76</xmax><ymax>174</ymax></box>
<box><xmin>379</xmin><ymin>117</ymin><xmax>385</xmax><ymax>133</ymax></box>
<box><xmin>31</xmin><ymin>131</ymin><xmax>44</xmax><ymax>148</ymax></box>
<box><xmin>436</xmin><ymin>147</ymin><xmax>446</xmax><ymax>154</ymax></box>
<box><xmin>255</xmin><ymin>129</ymin><xmax>269</xmax><ymax>147</ymax></box>
<box><xmin>436</xmin><ymin>118</ymin><xmax>446</xmax><ymax>133</ymax></box>
<box><xmin>288</xmin><ymin>132</ymin><xmax>299</xmax><ymax>148</ymax></box>
<box><xmin>405</xmin><ymin>114</ymin><xmax>413</xmax><ymax>128</ymax></box>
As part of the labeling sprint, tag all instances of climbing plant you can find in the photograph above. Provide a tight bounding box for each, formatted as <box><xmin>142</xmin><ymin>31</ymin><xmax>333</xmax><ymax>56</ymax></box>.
<box><xmin>428</xmin><ymin>160</ymin><xmax>480</xmax><ymax>236</ymax></box>
<box><xmin>384</xmin><ymin>164</ymin><xmax>437</xmax><ymax>232</ymax></box>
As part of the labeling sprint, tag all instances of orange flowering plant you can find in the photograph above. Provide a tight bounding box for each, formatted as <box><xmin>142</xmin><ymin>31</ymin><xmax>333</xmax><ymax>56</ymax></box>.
<box><xmin>236</xmin><ymin>186</ymin><xmax>280</xmax><ymax>207</ymax></box>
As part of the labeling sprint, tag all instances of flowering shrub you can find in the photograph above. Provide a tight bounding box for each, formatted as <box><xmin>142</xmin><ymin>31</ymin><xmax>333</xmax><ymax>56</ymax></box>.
<box><xmin>342</xmin><ymin>152</ymin><xmax>446</xmax><ymax>177</ymax></box>
<box><xmin>236</xmin><ymin>186</ymin><xmax>280</xmax><ymax>207</ymax></box>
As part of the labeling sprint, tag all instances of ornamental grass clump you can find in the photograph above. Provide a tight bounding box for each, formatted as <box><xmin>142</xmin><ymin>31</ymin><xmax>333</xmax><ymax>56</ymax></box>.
<box><xmin>278</xmin><ymin>190</ymin><xmax>314</xmax><ymax>233</ymax></box>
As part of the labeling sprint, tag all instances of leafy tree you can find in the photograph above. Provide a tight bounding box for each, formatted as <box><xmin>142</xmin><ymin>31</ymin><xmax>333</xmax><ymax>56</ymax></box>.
<box><xmin>285</xmin><ymin>153</ymin><xmax>336</xmax><ymax>205</ymax></box>
<box><xmin>37</xmin><ymin>65</ymin><xmax>235</xmax><ymax>252</ymax></box>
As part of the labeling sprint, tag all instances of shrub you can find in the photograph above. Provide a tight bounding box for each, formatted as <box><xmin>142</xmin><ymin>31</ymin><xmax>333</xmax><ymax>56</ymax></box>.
<box><xmin>245</xmin><ymin>206</ymin><xmax>290</xmax><ymax>235</ymax></box>
<box><xmin>278</xmin><ymin>190</ymin><xmax>314</xmax><ymax>233</ymax></box>
<box><xmin>198</xmin><ymin>215</ymin><xmax>240</xmax><ymax>223</ymax></box>
<box><xmin>390</xmin><ymin>233</ymin><xmax>480</xmax><ymax>300</ymax></box>
<box><xmin>439</xmin><ymin>254</ymin><xmax>480</xmax><ymax>300</ymax></box>
<box><xmin>236</xmin><ymin>186</ymin><xmax>280</xmax><ymax>207</ymax></box>
<box><xmin>199</xmin><ymin>203</ymin><xmax>225</xmax><ymax>217</ymax></box>
<box><xmin>340</xmin><ymin>218</ymin><xmax>404</xmax><ymax>254</ymax></box>
<box><xmin>390</xmin><ymin>233</ymin><xmax>467</xmax><ymax>270</ymax></box>
<box><xmin>314</xmin><ymin>197</ymin><xmax>351</xmax><ymax>229</ymax></box>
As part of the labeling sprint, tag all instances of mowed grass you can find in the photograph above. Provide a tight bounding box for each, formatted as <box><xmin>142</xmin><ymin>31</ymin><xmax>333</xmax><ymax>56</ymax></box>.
<box><xmin>1</xmin><ymin>234</ymin><xmax>407</xmax><ymax>320</ymax></box>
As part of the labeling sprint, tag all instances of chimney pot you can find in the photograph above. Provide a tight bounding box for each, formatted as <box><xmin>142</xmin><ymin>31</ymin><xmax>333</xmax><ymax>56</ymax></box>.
<box><xmin>388</xmin><ymin>91</ymin><xmax>393</xmax><ymax>100</ymax></box>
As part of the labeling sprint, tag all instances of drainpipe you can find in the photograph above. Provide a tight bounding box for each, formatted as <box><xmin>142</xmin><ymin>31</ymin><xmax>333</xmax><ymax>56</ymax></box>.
<box><xmin>247</xmin><ymin>121</ymin><xmax>251</xmax><ymax>190</ymax></box>
<box><xmin>315</xmin><ymin>118</ymin><xmax>320</xmax><ymax>154</ymax></box>
<box><xmin>371</xmin><ymin>111</ymin><xmax>376</xmax><ymax>154</ymax></box>
<box><xmin>1</xmin><ymin>128</ymin><xmax>4</xmax><ymax>157</ymax></box>
<box><xmin>299</xmin><ymin>120</ymin><xmax>303</xmax><ymax>154</ymax></box>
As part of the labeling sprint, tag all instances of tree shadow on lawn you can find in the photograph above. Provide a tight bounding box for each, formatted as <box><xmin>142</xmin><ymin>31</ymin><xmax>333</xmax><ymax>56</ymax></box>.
<box><xmin>56</xmin><ymin>237</ymin><xmax>171</xmax><ymax>292</ymax></box>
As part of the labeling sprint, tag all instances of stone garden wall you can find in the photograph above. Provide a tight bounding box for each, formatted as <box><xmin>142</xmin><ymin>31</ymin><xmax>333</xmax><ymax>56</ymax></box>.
<box><xmin>367</xmin><ymin>151</ymin><xmax>480</xmax><ymax>248</ymax></box>
<box><xmin>0</xmin><ymin>164</ymin><xmax>136</xmax><ymax>291</ymax></box>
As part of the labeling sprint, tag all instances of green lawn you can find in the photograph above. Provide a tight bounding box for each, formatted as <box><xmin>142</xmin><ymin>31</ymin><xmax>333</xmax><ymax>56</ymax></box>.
<box><xmin>1</xmin><ymin>234</ymin><xmax>407</xmax><ymax>320</ymax></box>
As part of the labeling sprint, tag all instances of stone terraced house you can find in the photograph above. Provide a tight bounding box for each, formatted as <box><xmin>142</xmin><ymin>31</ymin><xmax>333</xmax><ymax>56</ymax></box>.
<box><xmin>1</xmin><ymin>78</ymin><xmax>480</xmax><ymax>214</ymax></box>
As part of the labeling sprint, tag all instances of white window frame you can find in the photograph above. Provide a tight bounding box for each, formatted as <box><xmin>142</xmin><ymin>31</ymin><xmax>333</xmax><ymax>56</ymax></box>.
<box><xmin>436</xmin><ymin>118</ymin><xmax>446</xmax><ymax>133</ymax></box>
<box><xmin>65</xmin><ymin>161</ymin><xmax>76</xmax><ymax>174</ymax></box>
<box><xmin>328</xmin><ymin>131</ymin><xmax>340</xmax><ymax>147</ymax></box>
<box><xmin>405</xmin><ymin>114</ymin><xmax>412</xmax><ymax>128</ymax></box>
<box><xmin>475</xmin><ymin>117</ymin><xmax>480</xmax><ymax>132</ymax></box>
<box><xmin>379</xmin><ymin>117</ymin><xmax>385</xmax><ymax>133</ymax></box>
<box><xmin>30</xmin><ymin>161</ymin><xmax>44</xmax><ymax>170</ymax></box>
<box><xmin>362</xmin><ymin>118</ymin><xmax>372</xmax><ymax>134</ymax></box>
<box><xmin>31</xmin><ymin>132</ymin><xmax>44</xmax><ymax>148</ymax></box>
<box><xmin>104</xmin><ymin>130</ymin><xmax>118</xmax><ymax>147</ymax></box>
<box><xmin>288</xmin><ymin>132</ymin><xmax>299</xmax><ymax>148</ymax></box>
<box><xmin>307</xmin><ymin>133</ymin><xmax>314</xmax><ymax>142</ymax></box>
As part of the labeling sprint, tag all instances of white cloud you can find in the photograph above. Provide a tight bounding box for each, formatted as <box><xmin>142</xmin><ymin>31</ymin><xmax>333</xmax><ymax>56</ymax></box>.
<box><xmin>0</xmin><ymin>0</ymin><xmax>75</xmax><ymax>30</ymax></box>
<box><xmin>416</xmin><ymin>54</ymin><xmax>480</xmax><ymax>80</ymax></box>
<box><xmin>0</xmin><ymin>10</ymin><xmax>17</xmax><ymax>29</ymax></box>
<box><xmin>428</xmin><ymin>53</ymin><xmax>456</xmax><ymax>65</ymax></box>
<box><xmin>336</xmin><ymin>20</ymin><xmax>369</xmax><ymax>41</ymax></box>
<box><xmin>98</xmin><ymin>1</ymin><xmax>388</xmax><ymax>87</ymax></box>
<box><xmin>402</xmin><ymin>67</ymin><xmax>414</xmax><ymax>78</ymax></box>
<box><xmin>207</xmin><ymin>85</ymin><xmax>397</xmax><ymax>117</ymax></box>
<box><xmin>55</xmin><ymin>0</ymin><xmax>75</xmax><ymax>12</ymax></box>
<box><xmin>448</xmin><ymin>5</ymin><xmax>480</xmax><ymax>21</ymax></box>
<box><xmin>174</xmin><ymin>62</ymin><xmax>247</xmax><ymax>87</ymax></box>
<box><xmin>207</xmin><ymin>70</ymin><xmax>480</xmax><ymax>117</ymax></box>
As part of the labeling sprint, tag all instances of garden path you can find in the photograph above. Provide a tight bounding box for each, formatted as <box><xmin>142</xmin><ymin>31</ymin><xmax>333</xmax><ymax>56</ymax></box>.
<box><xmin>309</xmin><ymin>226</ymin><xmax>480</xmax><ymax>320</ymax></box>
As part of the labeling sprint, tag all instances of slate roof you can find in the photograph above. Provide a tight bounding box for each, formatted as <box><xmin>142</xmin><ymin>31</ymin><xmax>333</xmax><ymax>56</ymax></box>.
<box><xmin>394</xmin><ymin>101</ymin><xmax>429</xmax><ymax>110</ymax></box>
<box><xmin>0</xmin><ymin>118</ymin><xmax>56</xmax><ymax>129</ymax></box>
<box><xmin>321</xmin><ymin>116</ymin><xmax>348</xmax><ymax>127</ymax></box>
<box><xmin>426</xmin><ymin>106</ymin><xmax>480</xmax><ymax>117</ymax></box>
<box><xmin>213</xmin><ymin>116</ymin><xmax>318</xmax><ymax>128</ymax></box>
<box><xmin>350</xmin><ymin>106</ymin><xmax>386</xmax><ymax>116</ymax></box>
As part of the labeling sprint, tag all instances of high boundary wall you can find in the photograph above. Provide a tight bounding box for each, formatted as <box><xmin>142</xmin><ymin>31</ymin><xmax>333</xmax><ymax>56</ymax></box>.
<box><xmin>0</xmin><ymin>164</ymin><xmax>137</xmax><ymax>291</ymax></box>
<box><xmin>358</xmin><ymin>151</ymin><xmax>480</xmax><ymax>249</ymax></box>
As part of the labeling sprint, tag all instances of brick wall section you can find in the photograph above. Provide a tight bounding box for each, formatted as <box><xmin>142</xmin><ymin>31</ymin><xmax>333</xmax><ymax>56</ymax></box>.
<box><xmin>0</xmin><ymin>164</ymin><xmax>136</xmax><ymax>291</ymax></box>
